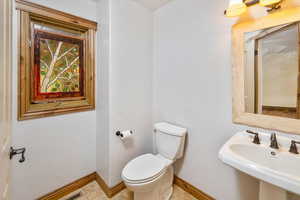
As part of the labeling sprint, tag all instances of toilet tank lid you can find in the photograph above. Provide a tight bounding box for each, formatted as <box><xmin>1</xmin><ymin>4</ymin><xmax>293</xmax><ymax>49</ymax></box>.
<box><xmin>154</xmin><ymin>122</ymin><xmax>187</xmax><ymax>137</ymax></box>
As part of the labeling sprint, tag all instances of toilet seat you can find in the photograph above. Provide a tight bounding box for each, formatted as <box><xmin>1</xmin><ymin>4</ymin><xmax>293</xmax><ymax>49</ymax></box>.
<box><xmin>122</xmin><ymin>154</ymin><xmax>167</xmax><ymax>184</ymax></box>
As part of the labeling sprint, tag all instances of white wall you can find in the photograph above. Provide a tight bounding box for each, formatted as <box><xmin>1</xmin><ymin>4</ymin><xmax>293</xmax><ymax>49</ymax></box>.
<box><xmin>11</xmin><ymin>1</ymin><xmax>98</xmax><ymax>199</ymax></box>
<box><xmin>153</xmin><ymin>0</ymin><xmax>259</xmax><ymax>199</ymax></box>
<box><xmin>108</xmin><ymin>0</ymin><xmax>154</xmax><ymax>187</ymax></box>
<box><xmin>96</xmin><ymin>0</ymin><xmax>111</xmax><ymax>185</ymax></box>
<box><xmin>96</xmin><ymin>0</ymin><xmax>154</xmax><ymax>187</ymax></box>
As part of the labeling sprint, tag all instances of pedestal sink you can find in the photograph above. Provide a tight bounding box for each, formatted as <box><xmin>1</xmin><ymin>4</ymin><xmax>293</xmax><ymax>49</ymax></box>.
<box><xmin>219</xmin><ymin>131</ymin><xmax>300</xmax><ymax>200</ymax></box>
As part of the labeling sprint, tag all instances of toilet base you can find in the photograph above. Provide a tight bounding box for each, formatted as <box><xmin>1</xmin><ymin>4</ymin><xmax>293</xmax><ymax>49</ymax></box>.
<box><xmin>131</xmin><ymin>166</ymin><xmax>174</xmax><ymax>200</ymax></box>
<box><xmin>162</xmin><ymin>186</ymin><xmax>173</xmax><ymax>200</ymax></box>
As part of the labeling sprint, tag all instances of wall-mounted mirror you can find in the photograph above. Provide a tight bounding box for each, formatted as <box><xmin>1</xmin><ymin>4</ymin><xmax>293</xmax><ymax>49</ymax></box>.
<box><xmin>244</xmin><ymin>22</ymin><xmax>299</xmax><ymax>119</ymax></box>
<box><xmin>232</xmin><ymin>7</ymin><xmax>300</xmax><ymax>134</ymax></box>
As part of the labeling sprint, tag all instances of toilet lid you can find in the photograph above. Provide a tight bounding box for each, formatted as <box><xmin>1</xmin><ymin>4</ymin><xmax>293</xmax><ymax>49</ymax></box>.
<box><xmin>122</xmin><ymin>154</ymin><xmax>166</xmax><ymax>182</ymax></box>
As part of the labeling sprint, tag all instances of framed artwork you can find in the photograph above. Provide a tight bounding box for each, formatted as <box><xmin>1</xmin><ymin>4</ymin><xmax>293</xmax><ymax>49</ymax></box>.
<box><xmin>16</xmin><ymin>0</ymin><xmax>97</xmax><ymax>120</ymax></box>
<box><xmin>33</xmin><ymin>31</ymin><xmax>84</xmax><ymax>101</ymax></box>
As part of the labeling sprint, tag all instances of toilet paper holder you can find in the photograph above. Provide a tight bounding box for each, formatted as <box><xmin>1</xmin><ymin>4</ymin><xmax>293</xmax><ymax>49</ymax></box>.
<box><xmin>116</xmin><ymin>130</ymin><xmax>133</xmax><ymax>138</ymax></box>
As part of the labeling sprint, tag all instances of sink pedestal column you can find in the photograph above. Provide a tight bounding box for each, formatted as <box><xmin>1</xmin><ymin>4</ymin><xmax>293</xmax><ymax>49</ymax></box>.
<box><xmin>259</xmin><ymin>181</ymin><xmax>287</xmax><ymax>200</ymax></box>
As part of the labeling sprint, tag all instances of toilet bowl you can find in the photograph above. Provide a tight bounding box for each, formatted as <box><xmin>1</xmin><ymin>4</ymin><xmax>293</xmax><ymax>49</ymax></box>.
<box><xmin>122</xmin><ymin>123</ymin><xmax>187</xmax><ymax>200</ymax></box>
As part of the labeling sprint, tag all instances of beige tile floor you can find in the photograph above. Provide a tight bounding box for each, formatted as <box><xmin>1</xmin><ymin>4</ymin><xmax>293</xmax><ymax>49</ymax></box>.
<box><xmin>60</xmin><ymin>181</ymin><xmax>197</xmax><ymax>200</ymax></box>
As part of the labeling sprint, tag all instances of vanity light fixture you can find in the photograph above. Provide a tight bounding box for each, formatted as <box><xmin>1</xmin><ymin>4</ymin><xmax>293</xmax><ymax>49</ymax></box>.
<box><xmin>224</xmin><ymin>0</ymin><xmax>282</xmax><ymax>17</ymax></box>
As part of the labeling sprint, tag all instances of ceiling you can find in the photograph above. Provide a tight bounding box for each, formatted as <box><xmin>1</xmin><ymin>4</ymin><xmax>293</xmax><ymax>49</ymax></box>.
<box><xmin>132</xmin><ymin>0</ymin><xmax>173</xmax><ymax>10</ymax></box>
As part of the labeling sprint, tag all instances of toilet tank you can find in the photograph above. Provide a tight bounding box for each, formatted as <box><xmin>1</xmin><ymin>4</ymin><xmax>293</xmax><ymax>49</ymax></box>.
<box><xmin>154</xmin><ymin>122</ymin><xmax>187</xmax><ymax>160</ymax></box>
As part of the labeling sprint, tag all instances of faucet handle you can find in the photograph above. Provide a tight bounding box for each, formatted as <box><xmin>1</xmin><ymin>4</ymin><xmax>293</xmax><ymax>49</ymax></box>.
<box><xmin>289</xmin><ymin>140</ymin><xmax>300</xmax><ymax>154</ymax></box>
<box><xmin>270</xmin><ymin>133</ymin><xmax>279</xmax><ymax>149</ymax></box>
<box><xmin>270</xmin><ymin>133</ymin><xmax>276</xmax><ymax>140</ymax></box>
<box><xmin>246</xmin><ymin>130</ymin><xmax>260</xmax><ymax>144</ymax></box>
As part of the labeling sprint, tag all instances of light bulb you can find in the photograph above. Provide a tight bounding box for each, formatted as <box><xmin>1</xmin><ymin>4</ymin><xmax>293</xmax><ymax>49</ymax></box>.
<box><xmin>259</xmin><ymin>0</ymin><xmax>281</xmax><ymax>6</ymax></box>
<box><xmin>226</xmin><ymin>0</ymin><xmax>247</xmax><ymax>17</ymax></box>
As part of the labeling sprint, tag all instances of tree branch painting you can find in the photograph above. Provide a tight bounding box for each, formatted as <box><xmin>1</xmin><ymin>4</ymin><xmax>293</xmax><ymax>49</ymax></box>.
<box><xmin>39</xmin><ymin>37</ymin><xmax>81</xmax><ymax>93</ymax></box>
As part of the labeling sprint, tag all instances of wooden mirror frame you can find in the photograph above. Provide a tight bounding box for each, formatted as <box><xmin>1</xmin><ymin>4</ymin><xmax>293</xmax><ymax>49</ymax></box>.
<box><xmin>16</xmin><ymin>0</ymin><xmax>97</xmax><ymax>120</ymax></box>
<box><xmin>232</xmin><ymin>6</ymin><xmax>300</xmax><ymax>134</ymax></box>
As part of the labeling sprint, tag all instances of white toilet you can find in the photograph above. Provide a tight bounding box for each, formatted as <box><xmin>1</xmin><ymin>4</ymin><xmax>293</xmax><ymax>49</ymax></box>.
<box><xmin>121</xmin><ymin>122</ymin><xmax>187</xmax><ymax>200</ymax></box>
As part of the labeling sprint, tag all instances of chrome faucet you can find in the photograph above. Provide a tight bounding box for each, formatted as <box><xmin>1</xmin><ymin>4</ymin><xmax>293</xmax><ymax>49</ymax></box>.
<box><xmin>270</xmin><ymin>133</ymin><xmax>279</xmax><ymax>149</ymax></box>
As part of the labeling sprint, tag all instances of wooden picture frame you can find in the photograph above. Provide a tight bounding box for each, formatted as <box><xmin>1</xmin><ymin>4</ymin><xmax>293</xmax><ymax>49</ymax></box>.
<box><xmin>232</xmin><ymin>6</ymin><xmax>300</xmax><ymax>134</ymax></box>
<box><xmin>16</xmin><ymin>0</ymin><xmax>97</xmax><ymax>120</ymax></box>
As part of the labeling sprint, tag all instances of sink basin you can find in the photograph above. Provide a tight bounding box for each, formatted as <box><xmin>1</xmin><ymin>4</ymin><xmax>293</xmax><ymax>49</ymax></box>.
<box><xmin>219</xmin><ymin>131</ymin><xmax>300</xmax><ymax>197</ymax></box>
